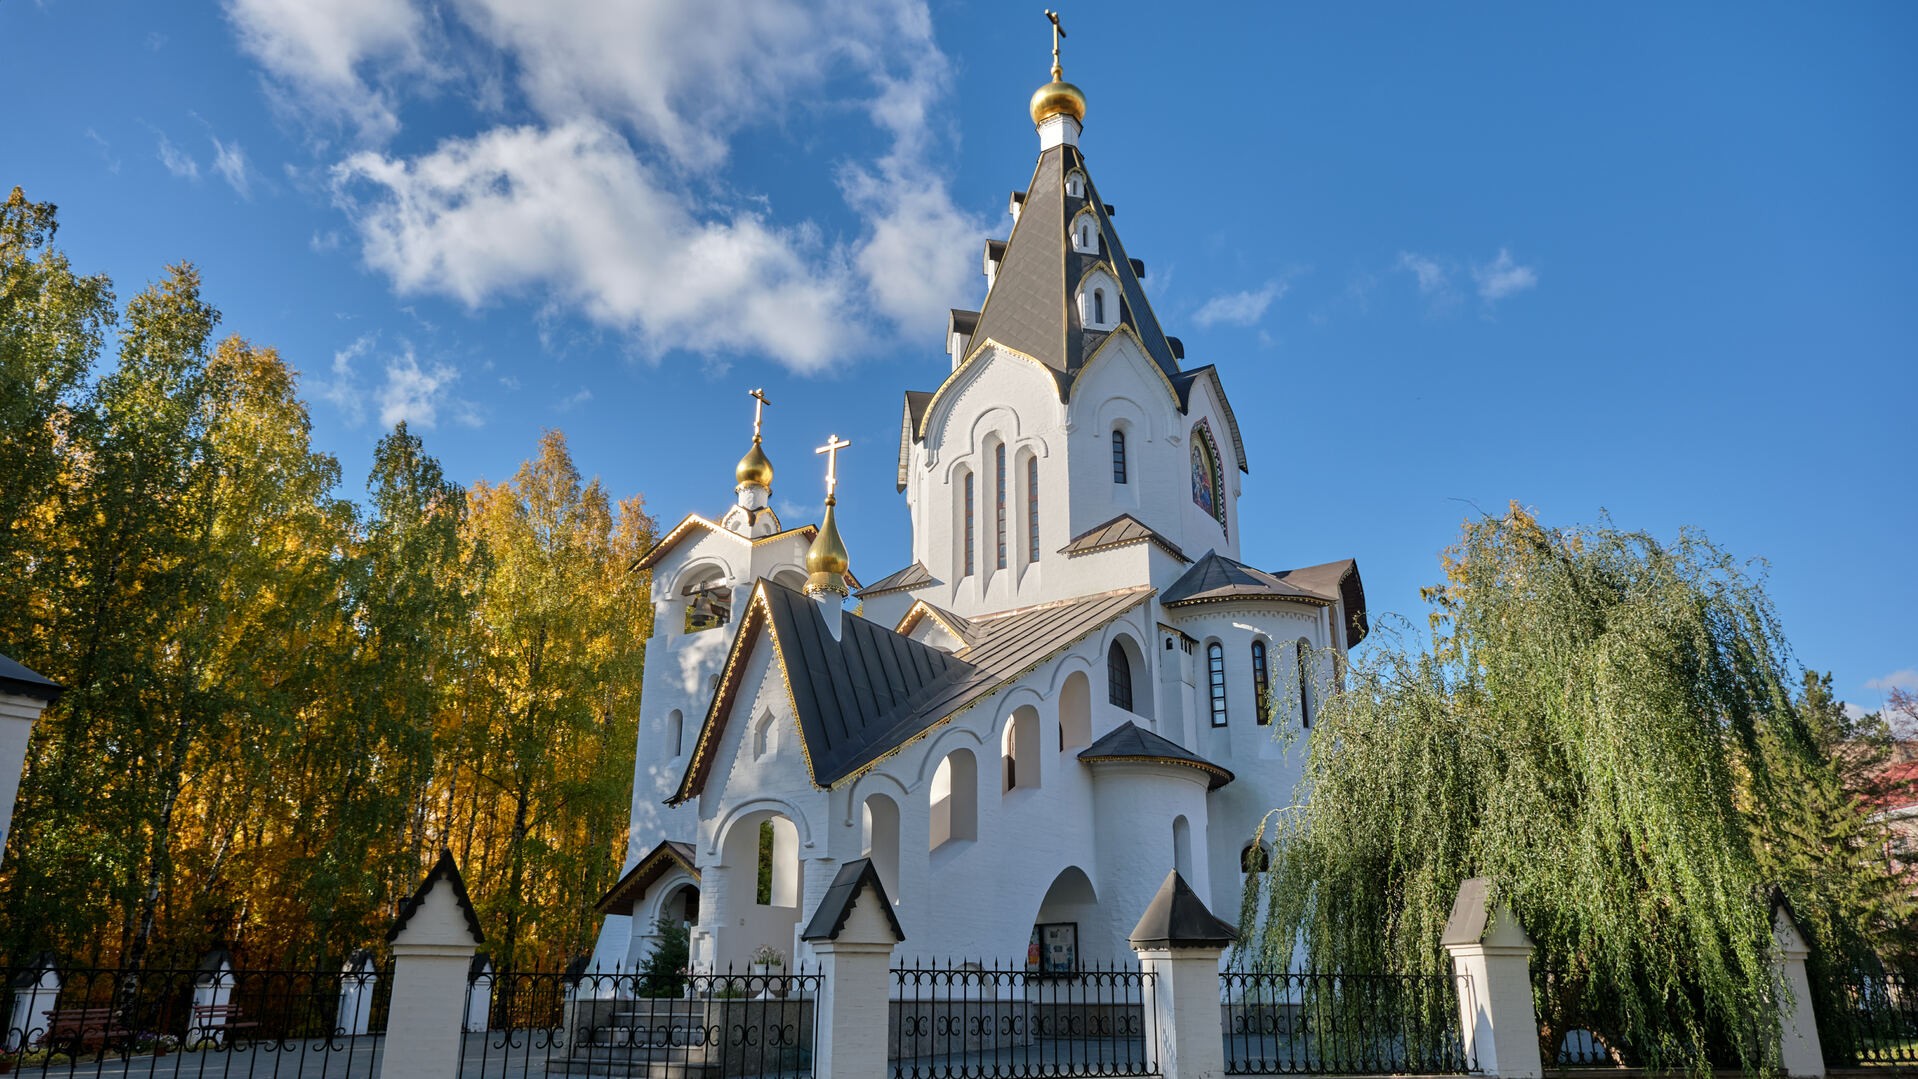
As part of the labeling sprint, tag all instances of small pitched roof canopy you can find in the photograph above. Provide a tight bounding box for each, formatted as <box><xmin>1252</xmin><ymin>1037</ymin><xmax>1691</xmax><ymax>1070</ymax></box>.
<box><xmin>856</xmin><ymin>561</ymin><xmax>939</xmax><ymax>599</ymax></box>
<box><xmin>1129</xmin><ymin>870</ymin><xmax>1237</xmax><ymax>948</ymax></box>
<box><xmin>670</xmin><ymin>581</ymin><xmax>1153</xmax><ymax>801</ymax></box>
<box><xmin>0</xmin><ymin>653</ymin><xmax>63</xmax><ymax>703</ymax></box>
<box><xmin>801</xmin><ymin>858</ymin><xmax>906</xmax><ymax>943</ymax></box>
<box><xmin>595</xmin><ymin>840</ymin><xmax>700</xmax><ymax>916</ymax></box>
<box><xmin>1078</xmin><ymin>722</ymin><xmax>1234</xmax><ymax>790</ymax></box>
<box><xmin>1059</xmin><ymin>514</ymin><xmax>1189</xmax><ymax>563</ymax></box>
<box><xmin>388</xmin><ymin>849</ymin><xmax>485</xmax><ymax>945</ymax></box>
<box><xmin>1161</xmin><ymin>554</ymin><xmax>1368</xmax><ymax>648</ymax></box>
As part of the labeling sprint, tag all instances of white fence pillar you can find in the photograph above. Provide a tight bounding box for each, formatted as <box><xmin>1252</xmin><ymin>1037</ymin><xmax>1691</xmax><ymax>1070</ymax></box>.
<box><xmin>5</xmin><ymin>954</ymin><xmax>60</xmax><ymax>1051</ymax></box>
<box><xmin>0</xmin><ymin>658</ymin><xmax>62</xmax><ymax>871</ymax></box>
<box><xmin>464</xmin><ymin>955</ymin><xmax>494</xmax><ymax>1033</ymax></box>
<box><xmin>1130</xmin><ymin>870</ymin><xmax>1237</xmax><ymax>1079</ymax></box>
<box><xmin>337</xmin><ymin>949</ymin><xmax>378</xmax><ymax>1037</ymax></box>
<box><xmin>378</xmin><ymin>851</ymin><xmax>484</xmax><ymax>1079</ymax></box>
<box><xmin>1443</xmin><ymin>877</ymin><xmax>1544</xmax><ymax>1079</ymax></box>
<box><xmin>189</xmin><ymin>949</ymin><xmax>236</xmax><ymax>1048</ymax></box>
<box><xmin>801</xmin><ymin>858</ymin><xmax>904</xmax><ymax>1079</ymax></box>
<box><xmin>1772</xmin><ymin>899</ymin><xmax>1827</xmax><ymax>1078</ymax></box>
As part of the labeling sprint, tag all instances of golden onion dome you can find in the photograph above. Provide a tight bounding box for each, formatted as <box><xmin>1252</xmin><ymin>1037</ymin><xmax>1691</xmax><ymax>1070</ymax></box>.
<box><xmin>805</xmin><ymin>501</ymin><xmax>851</xmax><ymax>594</ymax></box>
<box><xmin>1029</xmin><ymin>78</ymin><xmax>1087</xmax><ymax>126</ymax></box>
<box><xmin>736</xmin><ymin>438</ymin><xmax>774</xmax><ymax>489</ymax></box>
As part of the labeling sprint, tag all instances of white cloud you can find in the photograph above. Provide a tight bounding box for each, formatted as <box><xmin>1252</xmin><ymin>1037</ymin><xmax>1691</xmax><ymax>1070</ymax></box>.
<box><xmin>223</xmin><ymin>0</ymin><xmax>427</xmax><ymax>141</ymax></box>
<box><xmin>1473</xmin><ymin>248</ymin><xmax>1538</xmax><ymax>303</ymax></box>
<box><xmin>1868</xmin><ymin>669</ymin><xmax>1918</xmax><ymax>693</ymax></box>
<box><xmin>231</xmin><ymin>0</ymin><xmax>985</xmax><ymax>370</ymax></box>
<box><xmin>314</xmin><ymin>334</ymin><xmax>376</xmax><ymax>424</ymax></box>
<box><xmin>211</xmin><ymin>138</ymin><xmax>251</xmax><ymax>197</ymax></box>
<box><xmin>313</xmin><ymin>333</ymin><xmax>480</xmax><ymax>429</ymax></box>
<box><xmin>1193</xmin><ymin>281</ymin><xmax>1288</xmax><ymax>328</ymax></box>
<box><xmin>1396</xmin><ymin>252</ymin><xmax>1449</xmax><ymax>297</ymax></box>
<box><xmin>555</xmin><ymin>386</ymin><xmax>592</xmax><ymax>411</ymax></box>
<box><xmin>157</xmin><ymin>135</ymin><xmax>199</xmax><ymax>180</ymax></box>
<box><xmin>333</xmin><ymin>121</ymin><xmax>857</xmax><ymax>371</ymax></box>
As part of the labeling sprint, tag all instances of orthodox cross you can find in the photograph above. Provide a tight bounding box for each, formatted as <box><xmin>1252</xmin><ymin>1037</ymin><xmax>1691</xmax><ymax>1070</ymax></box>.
<box><xmin>1045</xmin><ymin>9</ymin><xmax>1066</xmax><ymax>79</ymax></box>
<box><xmin>815</xmin><ymin>434</ymin><xmax>851</xmax><ymax>503</ymax></box>
<box><xmin>748</xmin><ymin>387</ymin><xmax>772</xmax><ymax>441</ymax></box>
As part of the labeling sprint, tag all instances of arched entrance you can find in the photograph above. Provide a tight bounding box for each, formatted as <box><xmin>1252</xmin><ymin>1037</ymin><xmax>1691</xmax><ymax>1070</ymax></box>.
<box><xmin>714</xmin><ymin>809</ymin><xmax>804</xmax><ymax>970</ymax></box>
<box><xmin>1028</xmin><ymin>866</ymin><xmax>1099</xmax><ymax>974</ymax></box>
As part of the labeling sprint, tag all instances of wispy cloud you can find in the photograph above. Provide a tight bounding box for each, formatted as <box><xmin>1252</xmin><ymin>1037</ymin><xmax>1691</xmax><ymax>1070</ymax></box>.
<box><xmin>1193</xmin><ymin>280</ymin><xmax>1288</xmax><ymax>328</ymax></box>
<box><xmin>1472</xmin><ymin>248</ymin><xmax>1538</xmax><ymax>303</ymax></box>
<box><xmin>85</xmin><ymin>129</ymin><xmax>121</xmax><ymax>174</ymax></box>
<box><xmin>1867</xmin><ymin>669</ymin><xmax>1918</xmax><ymax>693</ymax></box>
<box><xmin>1396</xmin><ymin>252</ymin><xmax>1451</xmax><ymax>299</ymax></box>
<box><xmin>156</xmin><ymin>134</ymin><xmax>199</xmax><ymax>180</ymax></box>
<box><xmin>211</xmin><ymin>138</ymin><xmax>251</xmax><ymax>197</ymax></box>
<box><xmin>555</xmin><ymin>386</ymin><xmax>592</xmax><ymax>412</ymax></box>
<box><xmin>314</xmin><ymin>333</ymin><xmax>481</xmax><ymax>430</ymax></box>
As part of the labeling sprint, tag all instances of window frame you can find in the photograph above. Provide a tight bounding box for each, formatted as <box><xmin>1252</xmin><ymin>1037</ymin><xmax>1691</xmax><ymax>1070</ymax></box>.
<box><xmin>1111</xmin><ymin>429</ymin><xmax>1128</xmax><ymax>485</ymax></box>
<box><xmin>1207</xmin><ymin>641</ymin><xmax>1228</xmax><ymax>727</ymax></box>
<box><xmin>994</xmin><ymin>444</ymin><xmax>1008</xmax><ymax>570</ymax></box>
<box><xmin>1026</xmin><ymin>455</ymin><xmax>1040</xmax><ymax>562</ymax></box>
<box><xmin>1107</xmin><ymin>640</ymin><xmax>1134</xmax><ymax>713</ymax></box>
<box><xmin>1251</xmin><ymin>640</ymin><xmax>1270</xmax><ymax>726</ymax></box>
<box><xmin>963</xmin><ymin>471</ymin><xmax>975</xmax><ymax>577</ymax></box>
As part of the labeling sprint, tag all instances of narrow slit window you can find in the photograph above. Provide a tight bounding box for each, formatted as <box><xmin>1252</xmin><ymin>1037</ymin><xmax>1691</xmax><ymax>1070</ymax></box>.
<box><xmin>1208</xmin><ymin>642</ymin><xmax>1228</xmax><ymax>727</ymax></box>
<box><xmin>994</xmin><ymin>444</ymin><xmax>1008</xmax><ymax>570</ymax></box>
<box><xmin>1026</xmin><ymin>456</ymin><xmax>1040</xmax><ymax>562</ymax></box>
<box><xmin>1297</xmin><ymin>639</ymin><xmax>1314</xmax><ymax>728</ymax></box>
<box><xmin>1111</xmin><ymin>430</ymin><xmax>1128</xmax><ymax>484</ymax></box>
<box><xmin>1093</xmin><ymin>289</ymin><xmax>1106</xmax><ymax>324</ymax></box>
<box><xmin>1252</xmin><ymin>641</ymin><xmax>1270</xmax><ymax>725</ymax></box>
<box><xmin>963</xmin><ymin>472</ymin><xmax>975</xmax><ymax>577</ymax></box>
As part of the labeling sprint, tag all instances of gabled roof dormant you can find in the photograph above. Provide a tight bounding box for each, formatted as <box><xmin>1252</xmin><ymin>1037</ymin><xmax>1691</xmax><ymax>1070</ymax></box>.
<box><xmin>1059</xmin><ymin>513</ymin><xmax>1190</xmax><ymax>563</ymax></box>
<box><xmin>668</xmin><ymin>582</ymin><xmax>1153</xmax><ymax>802</ymax></box>
<box><xmin>1078</xmin><ymin>721</ymin><xmax>1234</xmax><ymax>790</ymax></box>
<box><xmin>595</xmin><ymin>840</ymin><xmax>699</xmax><ymax>916</ymax></box>
<box><xmin>856</xmin><ymin>561</ymin><xmax>938</xmax><ymax>599</ymax></box>
<box><xmin>1163</xmin><ymin>553</ymin><xmax>1369</xmax><ymax>648</ymax></box>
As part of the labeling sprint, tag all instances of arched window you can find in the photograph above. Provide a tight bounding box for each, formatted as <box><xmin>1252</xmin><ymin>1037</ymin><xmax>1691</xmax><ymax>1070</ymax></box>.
<box><xmin>1003</xmin><ymin>706</ymin><xmax>1041</xmax><ymax>792</ymax></box>
<box><xmin>930</xmin><ymin>749</ymin><xmax>979</xmax><ymax>850</ymax></box>
<box><xmin>1093</xmin><ymin>289</ymin><xmax>1106</xmax><ymax>325</ymax></box>
<box><xmin>1241</xmin><ymin>843</ymin><xmax>1271</xmax><ymax>873</ymax></box>
<box><xmin>1059</xmin><ymin>670</ymin><xmax>1091</xmax><ymax>750</ymax></box>
<box><xmin>963</xmin><ymin>472</ymin><xmax>976</xmax><ymax>576</ymax></box>
<box><xmin>668</xmin><ymin>709</ymin><xmax>685</xmax><ymax>756</ymax></box>
<box><xmin>1111</xmin><ymin>429</ymin><xmax>1128</xmax><ymax>484</ymax></box>
<box><xmin>862</xmin><ymin>795</ymin><xmax>901</xmax><ymax>901</ymax></box>
<box><xmin>1297</xmin><ymin>639</ymin><xmax>1314</xmax><ymax>728</ymax></box>
<box><xmin>752</xmin><ymin>710</ymin><xmax>776</xmax><ymax>760</ymax></box>
<box><xmin>1173</xmin><ymin>816</ymin><xmax>1193</xmax><ymax>879</ymax></box>
<box><xmin>1026</xmin><ymin>456</ymin><xmax>1040</xmax><ymax>562</ymax></box>
<box><xmin>1207</xmin><ymin>642</ymin><xmax>1228</xmax><ymax>727</ymax></box>
<box><xmin>1107</xmin><ymin>640</ymin><xmax>1134</xmax><ymax>713</ymax></box>
<box><xmin>1251</xmin><ymin>642</ymin><xmax>1270</xmax><ymax>726</ymax></box>
<box><xmin>994</xmin><ymin>444</ymin><xmax>1008</xmax><ymax>570</ymax></box>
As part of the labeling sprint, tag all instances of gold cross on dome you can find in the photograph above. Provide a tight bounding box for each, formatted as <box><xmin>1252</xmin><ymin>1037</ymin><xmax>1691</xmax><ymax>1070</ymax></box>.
<box><xmin>748</xmin><ymin>387</ymin><xmax>772</xmax><ymax>440</ymax></box>
<box><xmin>815</xmin><ymin>434</ymin><xmax>851</xmax><ymax>501</ymax></box>
<box><xmin>1045</xmin><ymin>9</ymin><xmax>1066</xmax><ymax>78</ymax></box>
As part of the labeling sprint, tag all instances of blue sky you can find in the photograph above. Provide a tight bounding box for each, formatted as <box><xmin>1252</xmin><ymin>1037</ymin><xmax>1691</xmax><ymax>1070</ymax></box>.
<box><xmin>5</xmin><ymin>2</ymin><xmax>1914</xmax><ymax>713</ymax></box>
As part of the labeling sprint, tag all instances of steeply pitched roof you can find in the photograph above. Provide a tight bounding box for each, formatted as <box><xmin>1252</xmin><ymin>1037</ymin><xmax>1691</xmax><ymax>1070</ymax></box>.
<box><xmin>964</xmin><ymin>146</ymin><xmax>1181</xmax><ymax>395</ymax></box>
<box><xmin>388</xmin><ymin>849</ymin><xmax>485</xmax><ymax>945</ymax></box>
<box><xmin>855</xmin><ymin>561</ymin><xmax>938</xmax><ymax>599</ymax></box>
<box><xmin>595</xmin><ymin>840</ymin><xmax>700</xmax><ymax>916</ymax></box>
<box><xmin>0</xmin><ymin>653</ymin><xmax>62</xmax><ymax>703</ymax></box>
<box><xmin>1129</xmin><ymin>870</ymin><xmax>1238</xmax><ymax>948</ymax></box>
<box><xmin>800</xmin><ymin>858</ymin><xmax>906</xmax><ymax>943</ymax></box>
<box><xmin>670</xmin><ymin>582</ymin><xmax>1153</xmax><ymax>801</ymax></box>
<box><xmin>1078</xmin><ymin>722</ymin><xmax>1234</xmax><ymax>790</ymax></box>
<box><xmin>897</xmin><ymin>390</ymin><xmax>935</xmax><ymax>491</ymax></box>
<box><xmin>1172</xmin><ymin>366</ymin><xmax>1249</xmax><ymax>473</ymax></box>
<box><xmin>1059</xmin><ymin>513</ymin><xmax>1189</xmax><ymax>562</ymax></box>
<box><xmin>1162</xmin><ymin>554</ymin><xmax>1368</xmax><ymax>647</ymax></box>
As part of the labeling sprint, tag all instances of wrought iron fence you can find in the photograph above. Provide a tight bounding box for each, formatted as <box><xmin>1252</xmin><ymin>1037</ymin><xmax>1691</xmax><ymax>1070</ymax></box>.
<box><xmin>889</xmin><ymin>959</ymin><xmax>1158</xmax><ymax>1078</ymax></box>
<box><xmin>1531</xmin><ymin>968</ymin><xmax>1620</xmax><ymax>1068</ymax></box>
<box><xmin>1825</xmin><ymin>970</ymin><xmax>1918</xmax><ymax>1068</ymax></box>
<box><xmin>459</xmin><ymin>965</ymin><xmax>820</xmax><ymax>1078</ymax></box>
<box><xmin>1220</xmin><ymin>969</ymin><xmax>1475</xmax><ymax>1075</ymax></box>
<box><xmin>0</xmin><ymin>961</ymin><xmax>390</xmax><ymax>1077</ymax></box>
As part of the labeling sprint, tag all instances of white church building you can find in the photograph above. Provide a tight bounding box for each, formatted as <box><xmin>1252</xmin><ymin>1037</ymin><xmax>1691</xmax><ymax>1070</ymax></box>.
<box><xmin>589</xmin><ymin>41</ymin><xmax>1367</xmax><ymax>976</ymax></box>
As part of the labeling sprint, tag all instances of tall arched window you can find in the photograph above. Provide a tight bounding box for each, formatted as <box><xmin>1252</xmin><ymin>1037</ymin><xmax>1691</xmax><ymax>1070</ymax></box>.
<box><xmin>1191</xmin><ymin>421</ymin><xmax>1226</xmax><ymax>528</ymax></box>
<box><xmin>1297</xmin><ymin>638</ymin><xmax>1314</xmax><ymax>728</ymax></box>
<box><xmin>930</xmin><ymin>749</ymin><xmax>978</xmax><ymax>850</ymax></box>
<box><xmin>1003</xmin><ymin>706</ymin><xmax>1040</xmax><ymax>792</ymax></box>
<box><xmin>963</xmin><ymin>472</ymin><xmax>976</xmax><ymax>576</ymax></box>
<box><xmin>1093</xmin><ymin>289</ymin><xmax>1106</xmax><ymax>324</ymax></box>
<box><xmin>1207</xmin><ymin>642</ymin><xmax>1228</xmax><ymax>727</ymax></box>
<box><xmin>1107</xmin><ymin>640</ymin><xmax>1134</xmax><ymax>713</ymax></box>
<box><xmin>1025</xmin><ymin>456</ymin><xmax>1040</xmax><ymax>562</ymax></box>
<box><xmin>1111</xmin><ymin>429</ymin><xmax>1128</xmax><ymax>484</ymax></box>
<box><xmin>994</xmin><ymin>444</ymin><xmax>1008</xmax><ymax>570</ymax></box>
<box><xmin>1251</xmin><ymin>642</ymin><xmax>1270</xmax><ymax>726</ymax></box>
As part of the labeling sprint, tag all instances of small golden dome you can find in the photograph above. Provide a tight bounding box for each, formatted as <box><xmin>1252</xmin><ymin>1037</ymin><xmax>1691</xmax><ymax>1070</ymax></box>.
<box><xmin>736</xmin><ymin>438</ymin><xmax>774</xmax><ymax>489</ymax></box>
<box><xmin>805</xmin><ymin>501</ymin><xmax>851</xmax><ymax>595</ymax></box>
<box><xmin>1029</xmin><ymin>79</ymin><xmax>1087</xmax><ymax>126</ymax></box>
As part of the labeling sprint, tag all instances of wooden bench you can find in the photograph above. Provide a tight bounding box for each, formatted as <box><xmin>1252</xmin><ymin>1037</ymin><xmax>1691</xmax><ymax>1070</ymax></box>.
<box><xmin>43</xmin><ymin>1006</ymin><xmax>135</xmax><ymax>1053</ymax></box>
<box><xmin>187</xmin><ymin>1003</ymin><xmax>260</xmax><ymax>1047</ymax></box>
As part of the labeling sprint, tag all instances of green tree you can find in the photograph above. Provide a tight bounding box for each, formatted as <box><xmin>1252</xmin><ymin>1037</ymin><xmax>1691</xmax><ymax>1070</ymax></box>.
<box><xmin>1242</xmin><ymin>506</ymin><xmax>1904</xmax><ymax>1072</ymax></box>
